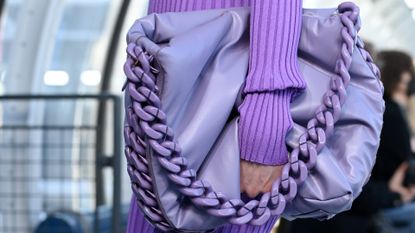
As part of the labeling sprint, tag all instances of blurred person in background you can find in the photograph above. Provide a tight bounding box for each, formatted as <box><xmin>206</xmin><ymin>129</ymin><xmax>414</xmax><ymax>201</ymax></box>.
<box><xmin>360</xmin><ymin>50</ymin><xmax>415</xmax><ymax>233</ymax></box>
<box><xmin>280</xmin><ymin>50</ymin><xmax>415</xmax><ymax>233</ymax></box>
<box><xmin>406</xmin><ymin>78</ymin><xmax>415</xmax><ymax>153</ymax></box>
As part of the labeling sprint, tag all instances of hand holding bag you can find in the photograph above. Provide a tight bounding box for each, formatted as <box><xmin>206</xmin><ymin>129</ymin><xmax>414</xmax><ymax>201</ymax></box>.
<box><xmin>123</xmin><ymin>2</ymin><xmax>384</xmax><ymax>232</ymax></box>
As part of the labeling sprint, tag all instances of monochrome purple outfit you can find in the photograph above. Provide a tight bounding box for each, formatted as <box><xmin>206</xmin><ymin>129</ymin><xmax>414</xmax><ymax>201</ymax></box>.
<box><xmin>127</xmin><ymin>0</ymin><xmax>305</xmax><ymax>232</ymax></box>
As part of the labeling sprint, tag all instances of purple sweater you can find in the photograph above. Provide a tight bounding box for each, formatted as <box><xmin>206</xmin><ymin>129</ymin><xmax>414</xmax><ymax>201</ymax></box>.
<box><xmin>127</xmin><ymin>0</ymin><xmax>305</xmax><ymax>232</ymax></box>
<box><xmin>147</xmin><ymin>0</ymin><xmax>306</xmax><ymax>166</ymax></box>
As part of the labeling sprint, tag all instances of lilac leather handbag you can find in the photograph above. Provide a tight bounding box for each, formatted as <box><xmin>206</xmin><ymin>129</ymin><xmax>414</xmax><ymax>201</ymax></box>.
<box><xmin>123</xmin><ymin>2</ymin><xmax>384</xmax><ymax>232</ymax></box>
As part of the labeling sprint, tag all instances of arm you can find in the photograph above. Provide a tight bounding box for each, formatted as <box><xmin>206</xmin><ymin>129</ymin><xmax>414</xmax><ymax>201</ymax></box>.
<box><xmin>148</xmin><ymin>0</ymin><xmax>306</xmax><ymax>165</ymax></box>
<box><xmin>239</xmin><ymin>0</ymin><xmax>306</xmax><ymax>165</ymax></box>
<box><xmin>239</xmin><ymin>0</ymin><xmax>306</xmax><ymax>197</ymax></box>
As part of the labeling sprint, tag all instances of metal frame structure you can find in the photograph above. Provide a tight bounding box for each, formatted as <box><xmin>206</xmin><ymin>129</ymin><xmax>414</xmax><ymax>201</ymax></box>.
<box><xmin>0</xmin><ymin>93</ymin><xmax>122</xmax><ymax>233</ymax></box>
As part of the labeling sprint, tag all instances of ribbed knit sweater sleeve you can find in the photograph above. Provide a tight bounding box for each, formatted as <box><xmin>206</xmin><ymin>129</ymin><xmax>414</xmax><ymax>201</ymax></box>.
<box><xmin>148</xmin><ymin>0</ymin><xmax>306</xmax><ymax>165</ymax></box>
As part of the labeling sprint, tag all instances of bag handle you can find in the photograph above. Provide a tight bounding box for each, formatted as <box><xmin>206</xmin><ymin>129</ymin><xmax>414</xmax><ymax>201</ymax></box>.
<box><xmin>124</xmin><ymin>2</ymin><xmax>370</xmax><ymax>231</ymax></box>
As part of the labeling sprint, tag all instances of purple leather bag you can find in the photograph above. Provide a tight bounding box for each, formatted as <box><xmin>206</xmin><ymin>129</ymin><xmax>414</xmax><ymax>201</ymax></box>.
<box><xmin>123</xmin><ymin>2</ymin><xmax>384</xmax><ymax>232</ymax></box>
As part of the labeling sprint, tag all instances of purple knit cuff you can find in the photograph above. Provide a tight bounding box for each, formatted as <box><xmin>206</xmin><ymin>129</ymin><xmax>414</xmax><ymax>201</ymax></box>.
<box><xmin>238</xmin><ymin>89</ymin><xmax>293</xmax><ymax>165</ymax></box>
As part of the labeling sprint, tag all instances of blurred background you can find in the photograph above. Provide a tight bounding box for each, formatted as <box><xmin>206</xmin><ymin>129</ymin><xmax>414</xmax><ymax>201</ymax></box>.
<box><xmin>1</xmin><ymin>0</ymin><xmax>415</xmax><ymax>232</ymax></box>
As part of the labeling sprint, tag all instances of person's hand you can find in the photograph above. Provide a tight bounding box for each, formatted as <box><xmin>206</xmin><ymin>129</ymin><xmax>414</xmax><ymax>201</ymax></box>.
<box><xmin>240</xmin><ymin>160</ymin><xmax>284</xmax><ymax>198</ymax></box>
<box><xmin>388</xmin><ymin>162</ymin><xmax>415</xmax><ymax>203</ymax></box>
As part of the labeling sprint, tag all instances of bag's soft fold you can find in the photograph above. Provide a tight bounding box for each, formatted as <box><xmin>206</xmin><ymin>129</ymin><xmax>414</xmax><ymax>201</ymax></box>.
<box><xmin>125</xmin><ymin>5</ymin><xmax>384</xmax><ymax>231</ymax></box>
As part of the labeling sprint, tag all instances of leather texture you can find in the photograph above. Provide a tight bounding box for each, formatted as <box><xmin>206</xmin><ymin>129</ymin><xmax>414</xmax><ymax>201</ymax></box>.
<box><xmin>123</xmin><ymin>2</ymin><xmax>384</xmax><ymax>232</ymax></box>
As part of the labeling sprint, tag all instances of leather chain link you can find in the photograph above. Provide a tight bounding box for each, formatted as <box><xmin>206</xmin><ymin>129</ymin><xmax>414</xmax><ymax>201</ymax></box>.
<box><xmin>123</xmin><ymin>2</ymin><xmax>369</xmax><ymax>231</ymax></box>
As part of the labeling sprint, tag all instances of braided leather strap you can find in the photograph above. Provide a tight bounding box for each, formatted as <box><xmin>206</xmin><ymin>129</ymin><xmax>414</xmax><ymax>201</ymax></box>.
<box><xmin>124</xmin><ymin>2</ymin><xmax>361</xmax><ymax>231</ymax></box>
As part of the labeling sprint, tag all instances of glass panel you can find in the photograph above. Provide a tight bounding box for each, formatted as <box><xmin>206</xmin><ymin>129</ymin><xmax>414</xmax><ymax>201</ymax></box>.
<box><xmin>0</xmin><ymin>0</ymin><xmax>24</xmax><ymax>94</ymax></box>
<box><xmin>0</xmin><ymin>0</ymin><xmax>123</xmax><ymax>232</ymax></box>
<box><xmin>110</xmin><ymin>0</ymin><xmax>148</xmax><ymax>93</ymax></box>
<box><xmin>45</xmin><ymin>0</ymin><xmax>122</xmax><ymax>94</ymax></box>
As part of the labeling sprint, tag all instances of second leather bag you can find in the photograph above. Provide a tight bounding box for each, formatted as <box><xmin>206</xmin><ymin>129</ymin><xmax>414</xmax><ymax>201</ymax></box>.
<box><xmin>123</xmin><ymin>2</ymin><xmax>385</xmax><ymax>232</ymax></box>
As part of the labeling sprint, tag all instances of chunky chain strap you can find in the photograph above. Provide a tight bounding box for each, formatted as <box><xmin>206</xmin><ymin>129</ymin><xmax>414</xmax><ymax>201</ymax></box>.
<box><xmin>124</xmin><ymin>2</ymin><xmax>363</xmax><ymax>231</ymax></box>
<box><xmin>356</xmin><ymin>37</ymin><xmax>381</xmax><ymax>80</ymax></box>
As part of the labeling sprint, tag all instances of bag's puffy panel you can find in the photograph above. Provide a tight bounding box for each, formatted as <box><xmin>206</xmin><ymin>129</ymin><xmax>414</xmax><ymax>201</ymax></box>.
<box><xmin>126</xmin><ymin>5</ymin><xmax>384</xmax><ymax>230</ymax></box>
<box><xmin>284</xmin><ymin>12</ymin><xmax>384</xmax><ymax>219</ymax></box>
<box><xmin>131</xmin><ymin>8</ymin><xmax>250</xmax><ymax>231</ymax></box>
